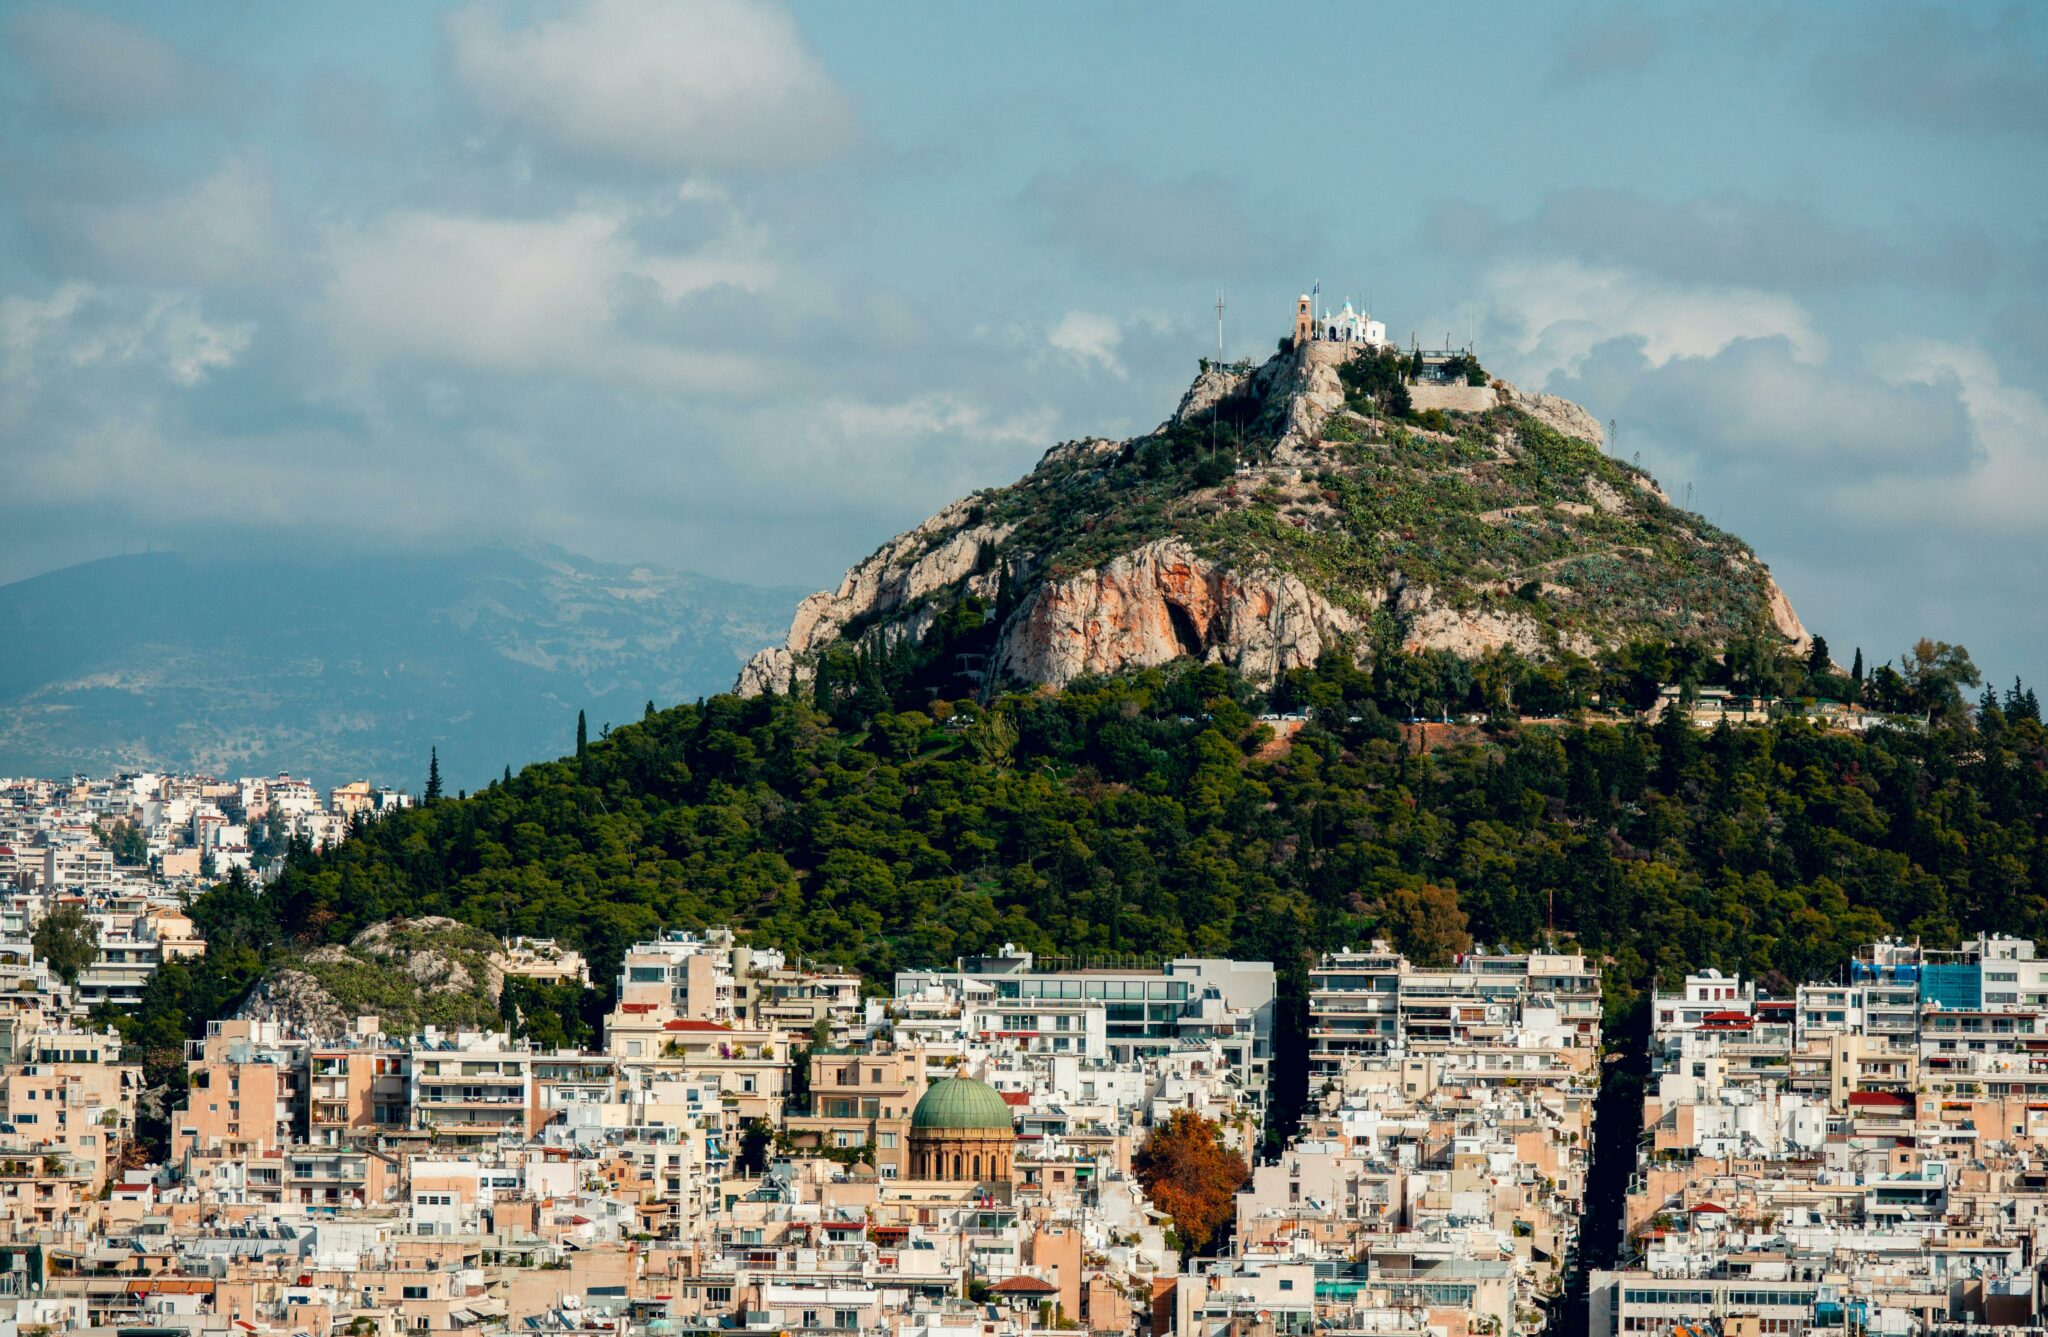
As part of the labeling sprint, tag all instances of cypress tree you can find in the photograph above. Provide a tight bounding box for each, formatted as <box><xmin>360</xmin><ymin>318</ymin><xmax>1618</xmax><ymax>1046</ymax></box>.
<box><xmin>424</xmin><ymin>748</ymin><xmax>442</xmax><ymax>803</ymax></box>
<box><xmin>503</xmin><ymin>765</ymin><xmax>512</xmax><ymax>786</ymax></box>
<box><xmin>576</xmin><ymin>710</ymin><xmax>588</xmax><ymax>761</ymax></box>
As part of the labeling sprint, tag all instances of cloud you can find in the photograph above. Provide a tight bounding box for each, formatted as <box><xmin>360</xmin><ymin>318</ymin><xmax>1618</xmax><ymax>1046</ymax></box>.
<box><xmin>1019</xmin><ymin>167</ymin><xmax>1307</xmax><ymax>277</ymax></box>
<box><xmin>52</xmin><ymin>155</ymin><xmax>286</xmax><ymax>290</ymax></box>
<box><xmin>1551</xmin><ymin>335</ymin><xmax>1975</xmax><ymax>477</ymax></box>
<box><xmin>824</xmin><ymin>394</ymin><xmax>1056</xmax><ymax>452</ymax></box>
<box><xmin>1430</xmin><ymin>189</ymin><xmax>1989</xmax><ymax>293</ymax></box>
<box><xmin>444</xmin><ymin>0</ymin><xmax>856</xmax><ymax>172</ymax></box>
<box><xmin>1835</xmin><ymin>341</ymin><xmax>2048</xmax><ymax>532</ymax></box>
<box><xmin>6</xmin><ymin>5</ymin><xmax>215</xmax><ymax>121</ymax></box>
<box><xmin>1481</xmin><ymin>258</ymin><xmax>1824</xmax><ymax>382</ymax></box>
<box><xmin>304</xmin><ymin>72</ymin><xmax>399</xmax><ymax>156</ymax></box>
<box><xmin>1047</xmin><ymin>311</ymin><xmax>1126</xmax><ymax>378</ymax></box>
<box><xmin>1551</xmin><ymin>13</ymin><xmax>1662</xmax><ymax>83</ymax></box>
<box><xmin>0</xmin><ymin>283</ymin><xmax>250</xmax><ymax>402</ymax></box>
<box><xmin>1811</xmin><ymin>7</ymin><xmax>2048</xmax><ymax>138</ymax></box>
<box><xmin>321</xmin><ymin>202</ymin><xmax>774</xmax><ymax>392</ymax></box>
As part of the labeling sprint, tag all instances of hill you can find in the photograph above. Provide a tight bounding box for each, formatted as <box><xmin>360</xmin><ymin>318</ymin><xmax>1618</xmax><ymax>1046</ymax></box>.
<box><xmin>233</xmin><ymin>915</ymin><xmax>506</xmax><ymax>1038</ymax></box>
<box><xmin>739</xmin><ymin>342</ymin><xmax>1808</xmax><ymax>699</ymax></box>
<box><xmin>114</xmin><ymin>660</ymin><xmax>2048</xmax><ymax>1150</ymax></box>
<box><xmin>0</xmin><ymin>545</ymin><xmax>806</xmax><ymax>788</ymax></box>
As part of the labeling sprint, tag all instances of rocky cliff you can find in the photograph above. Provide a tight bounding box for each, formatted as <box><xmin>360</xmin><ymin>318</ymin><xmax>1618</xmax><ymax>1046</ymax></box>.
<box><xmin>739</xmin><ymin>342</ymin><xmax>1808</xmax><ymax>696</ymax></box>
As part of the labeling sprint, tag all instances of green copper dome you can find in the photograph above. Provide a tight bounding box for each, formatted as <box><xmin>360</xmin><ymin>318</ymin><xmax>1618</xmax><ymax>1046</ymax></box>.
<box><xmin>910</xmin><ymin>1076</ymin><xmax>1015</xmax><ymax>1132</ymax></box>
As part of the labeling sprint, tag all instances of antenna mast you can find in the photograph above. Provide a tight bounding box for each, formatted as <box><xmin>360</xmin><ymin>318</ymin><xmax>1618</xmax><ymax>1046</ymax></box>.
<box><xmin>1215</xmin><ymin>290</ymin><xmax>1226</xmax><ymax>358</ymax></box>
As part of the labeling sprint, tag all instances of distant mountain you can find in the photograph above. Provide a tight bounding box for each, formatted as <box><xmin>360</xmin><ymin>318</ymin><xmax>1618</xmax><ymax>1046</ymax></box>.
<box><xmin>0</xmin><ymin>545</ymin><xmax>807</xmax><ymax>788</ymax></box>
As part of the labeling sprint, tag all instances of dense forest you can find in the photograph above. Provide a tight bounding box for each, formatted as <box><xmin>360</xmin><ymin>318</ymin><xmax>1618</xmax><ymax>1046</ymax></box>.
<box><xmin>108</xmin><ymin>640</ymin><xmax>2048</xmax><ymax>1146</ymax></box>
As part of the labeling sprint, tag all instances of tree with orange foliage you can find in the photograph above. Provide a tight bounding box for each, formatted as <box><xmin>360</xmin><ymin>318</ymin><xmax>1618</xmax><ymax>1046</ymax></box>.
<box><xmin>1134</xmin><ymin>1108</ymin><xmax>1248</xmax><ymax>1255</ymax></box>
<box><xmin>1380</xmin><ymin>882</ymin><xmax>1471</xmax><ymax>966</ymax></box>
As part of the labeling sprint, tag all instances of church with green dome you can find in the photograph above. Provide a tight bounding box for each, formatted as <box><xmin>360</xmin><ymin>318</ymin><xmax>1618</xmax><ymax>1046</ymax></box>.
<box><xmin>908</xmin><ymin>1074</ymin><xmax>1016</xmax><ymax>1182</ymax></box>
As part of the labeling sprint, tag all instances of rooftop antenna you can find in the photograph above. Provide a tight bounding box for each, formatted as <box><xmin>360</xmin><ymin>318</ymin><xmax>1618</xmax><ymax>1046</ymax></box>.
<box><xmin>1215</xmin><ymin>290</ymin><xmax>1226</xmax><ymax>359</ymax></box>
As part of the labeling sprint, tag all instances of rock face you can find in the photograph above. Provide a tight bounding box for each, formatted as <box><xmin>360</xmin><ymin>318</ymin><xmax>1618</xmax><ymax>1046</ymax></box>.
<box><xmin>995</xmin><ymin>539</ymin><xmax>1360</xmax><ymax>688</ymax></box>
<box><xmin>1504</xmin><ymin>384</ymin><xmax>1605</xmax><ymax>448</ymax></box>
<box><xmin>738</xmin><ymin>340</ymin><xmax>1813</xmax><ymax>695</ymax></box>
<box><xmin>738</xmin><ymin>499</ymin><xmax>1015</xmax><ymax>695</ymax></box>
<box><xmin>1764</xmin><ymin>572</ymin><xmax>1813</xmax><ymax>652</ymax></box>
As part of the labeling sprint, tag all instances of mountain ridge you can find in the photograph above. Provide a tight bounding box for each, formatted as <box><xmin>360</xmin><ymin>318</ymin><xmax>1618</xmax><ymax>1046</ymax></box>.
<box><xmin>0</xmin><ymin>544</ymin><xmax>805</xmax><ymax>786</ymax></box>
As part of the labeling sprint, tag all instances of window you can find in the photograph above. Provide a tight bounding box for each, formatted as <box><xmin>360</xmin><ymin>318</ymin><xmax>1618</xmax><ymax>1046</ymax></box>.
<box><xmin>403</xmin><ymin>1285</ymin><xmax>429</xmax><ymax>1299</ymax></box>
<box><xmin>836</xmin><ymin>1310</ymin><xmax>859</xmax><ymax>1329</ymax></box>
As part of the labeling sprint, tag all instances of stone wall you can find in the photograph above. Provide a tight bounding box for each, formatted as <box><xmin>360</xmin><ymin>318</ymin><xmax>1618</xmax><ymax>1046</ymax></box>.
<box><xmin>1409</xmin><ymin>382</ymin><xmax>1501</xmax><ymax>414</ymax></box>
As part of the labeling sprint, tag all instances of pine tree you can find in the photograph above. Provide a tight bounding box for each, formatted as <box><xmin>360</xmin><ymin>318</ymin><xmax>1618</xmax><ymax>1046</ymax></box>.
<box><xmin>424</xmin><ymin>748</ymin><xmax>442</xmax><ymax>803</ymax></box>
<box><xmin>1805</xmin><ymin>635</ymin><xmax>1831</xmax><ymax>676</ymax></box>
<box><xmin>576</xmin><ymin>710</ymin><xmax>588</xmax><ymax>761</ymax></box>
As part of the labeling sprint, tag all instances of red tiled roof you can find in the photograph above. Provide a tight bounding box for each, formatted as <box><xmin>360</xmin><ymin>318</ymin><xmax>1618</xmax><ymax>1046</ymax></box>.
<box><xmin>619</xmin><ymin>1003</ymin><xmax>658</xmax><ymax>1015</ymax></box>
<box><xmin>992</xmin><ymin>1275</ymin><xmax>1058</xmax><ymax>1295</ymax></box>
<box><xmin>1688</xmin><ymin>1201</ymin><xmax>1728</xmax><ymax>1214</ymax></box>
<box><xmin>1849</xmin><ymin>1090</ymin><xmax>1913</xmax><ymax>1108</ymax></box>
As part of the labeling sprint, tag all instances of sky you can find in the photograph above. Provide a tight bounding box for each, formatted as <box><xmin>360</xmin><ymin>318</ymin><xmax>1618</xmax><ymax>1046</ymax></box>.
<box><xmin>2</xmin><ymin>0</ymin><xmax>2046</xmax><ymax>683</ymax></box>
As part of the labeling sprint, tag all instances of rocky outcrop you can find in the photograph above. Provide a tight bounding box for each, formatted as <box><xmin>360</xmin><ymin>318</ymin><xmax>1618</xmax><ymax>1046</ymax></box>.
<box><xmin>738</xmin><ymin>499</ymin><xmax>1015</xmax><ymax>694</ymax></box>
<box><xmin>1763</xmin><ymin>573</ymin><xmax>1812</xmax><ymax>654</ymax></box>
<box><xmin>1277</xmin><ymin>341</ymin><xmax>1350</xmax><ymax>449</ymax></box>
<box><xmin>994</xmin><ymin>539</ymin><xmax>1361</xmax><ymax>688</ymax></box>
<box><xmin>235</xmin><ymin>915</ymin><xmax>505</xmax><ymax>1038</ymax></box>
<box><xmin>1173</xmin><ymin>366</ymin><xmax>1251</xmax><ymax>424</ymax></box>
<box><xmin>236</xmin><ymin>965</ymin><xmax>352</xmax><ymax>1038</ymax></box>
<box><xmin>1504</xmin><ymin>384</ymin><xmax>1604</xmax><ymax>446</ymax></box>
<box><xmin>736</xmin><ymin>645</ymin><xmax>797</xmax><ymax>696</ymax></box>
<box><xmin>1396</xmin><ymin>583</ymin><xmax>1563</xmax><ymax>659</ymax></box>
